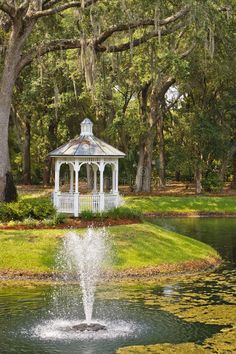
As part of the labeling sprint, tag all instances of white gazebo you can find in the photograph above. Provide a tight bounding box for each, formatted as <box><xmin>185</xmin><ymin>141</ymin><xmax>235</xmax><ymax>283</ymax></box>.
<box><xmin>49</xmin><ymin>118</ymin><xmax>125</xmax><ymax>216</ymax></box>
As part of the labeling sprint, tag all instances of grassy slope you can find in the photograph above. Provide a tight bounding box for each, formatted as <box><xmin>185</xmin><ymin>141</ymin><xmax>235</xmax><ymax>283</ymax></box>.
<box><xmin>0</xmin><ymin>223</ymin><xmax>218</xmax><ymax>274</ymax></box>
<box><xmin>109</xmin><ymin>223</ymin><xmax>218</xmax><ymax>270</ymax></box>
<box><xmin>125</xmin><ymin>196</ymin><xmax>236</xmax><ymax>213</ymax></box>
<box><xmin>0</xmin><ymin>229</ymin><xmax>61</xmax><ymax>273</ymax></box>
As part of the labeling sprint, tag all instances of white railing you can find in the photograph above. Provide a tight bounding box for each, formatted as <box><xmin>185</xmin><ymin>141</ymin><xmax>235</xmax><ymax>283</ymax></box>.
<box><xmin>104</xmin><ymin>193</ymin><xmax>118</xmax><ymax>211</ymax></box>
<box><xmin>56</xmin><ymin>193</ymin><xmax>74</xmax><ymax>213</ymax></box>
<box><xmin>79</xmin><ymin>194</ymin><xmax>100</xmax><ymax>213</ymax></box>
<box><xmin>54</xmin><ymin>192</ymin><xmax>120</xmax><ymax>215</ymax></box>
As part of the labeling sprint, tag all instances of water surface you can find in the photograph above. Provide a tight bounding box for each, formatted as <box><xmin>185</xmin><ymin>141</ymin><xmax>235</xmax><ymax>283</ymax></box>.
<box><xmin>0</xmin><ymin>218</ymin><xmax>235</xmax><ymax>353</ymax></box>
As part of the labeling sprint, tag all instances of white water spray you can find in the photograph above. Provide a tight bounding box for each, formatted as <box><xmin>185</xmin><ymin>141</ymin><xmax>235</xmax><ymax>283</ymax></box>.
<box><xmin>61</xmin><ymin>228</ymin><xmax>108</xmax><ymax>324</ymax></box>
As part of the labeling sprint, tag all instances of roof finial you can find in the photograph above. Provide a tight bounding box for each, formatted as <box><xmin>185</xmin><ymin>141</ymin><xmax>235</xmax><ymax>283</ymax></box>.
<box><xmin>80</xmin><ymin>118</ymin><xmax>93</xmax><ymax>136</ymax></box>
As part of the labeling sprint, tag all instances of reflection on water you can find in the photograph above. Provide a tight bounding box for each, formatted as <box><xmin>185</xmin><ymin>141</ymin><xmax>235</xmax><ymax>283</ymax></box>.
<box><xmin>0</xmin><ymin>218</ymin><xmax>235</xmax><ymax>353</ymax></box>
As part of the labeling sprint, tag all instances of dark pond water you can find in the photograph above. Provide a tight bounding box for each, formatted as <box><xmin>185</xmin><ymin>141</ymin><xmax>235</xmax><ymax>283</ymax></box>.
<box><xmin>0</xmin><ymin>218</ymin><xmax>235</xmax><ymax>354</ymax></box>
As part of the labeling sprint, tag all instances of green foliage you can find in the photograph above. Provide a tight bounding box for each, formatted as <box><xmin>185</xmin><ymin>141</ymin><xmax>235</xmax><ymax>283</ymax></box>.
<box><xmin>100</xmin><ymin>207</ymin><xmax>142</xmax><ymax>220</ymax></box>
<box><xmin>79</xmin><ymin>210</ymin><xmax>95</xmax><ymax>220</ymax></box>
<box><xmin>0</xmin><ymin>198</ymin><xmax>56</xmax><ymax>222</ymax></box>
<box><xmin>53</xmin><ymin>213</ymin><xmax>66</xmax><ymax>224</ymax></box>
<box><xmin>79</xmin><ymin>206</ymin><xmax>142</xmax><ymax>220</ymax></box>
<box><xmin>202</xmin><ymin>173</ymin><xmax>224</xmax><ymax>192</ymax></box>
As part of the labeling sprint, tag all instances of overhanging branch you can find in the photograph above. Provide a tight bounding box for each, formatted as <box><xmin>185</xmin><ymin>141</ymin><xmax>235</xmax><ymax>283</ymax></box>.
<box><xmin>96</xmin><ymin>5</ymin><xmax>190</xmax><ymax>45</ymax></box>
<box><xmin>103</xmin><ymin>23</ymin><xmax>184</xmax><ymax>53</ymax></box>
<box><xmin>31</xmin><ymin>0</ymin><xmax>99</xmax><ymax>19</ymax></box>
<box><xmin>18</xmin><ymin>38</ymin><xmax>81</xmax><ymax>71</ymax></box>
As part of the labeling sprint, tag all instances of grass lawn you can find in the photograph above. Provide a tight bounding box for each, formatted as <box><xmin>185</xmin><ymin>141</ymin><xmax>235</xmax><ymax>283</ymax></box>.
<box><xmin>0</xmin><ymin>223</ymin><xmax>218</xmax><ymax>274</ymax></box>
<box><xmin>125</xmin><ymin>196</ymin><xmax>236</xmax><ymax>214</ymax></box>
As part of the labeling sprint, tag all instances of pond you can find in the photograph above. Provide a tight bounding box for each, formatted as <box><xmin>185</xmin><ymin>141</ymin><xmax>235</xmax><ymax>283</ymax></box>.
<box><xmin>0</xmin><ymin>218</ymin><xmax>235</xmax><ymax>353</ymax></box>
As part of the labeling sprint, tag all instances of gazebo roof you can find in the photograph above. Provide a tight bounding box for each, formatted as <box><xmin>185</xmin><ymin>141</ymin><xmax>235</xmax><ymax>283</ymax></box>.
<box><xmin>49</xmin><ymin>118</ymin><xmax>125</xmax><ymax>158</ymax></box>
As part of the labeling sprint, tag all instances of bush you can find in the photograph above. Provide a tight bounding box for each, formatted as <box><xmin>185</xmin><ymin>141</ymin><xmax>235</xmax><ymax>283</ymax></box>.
<box><xmin>0</xmin><ymin>198</ymin><xmax>56</xmax><ymax>222</ymax></box>
<box><xmin>202</xmin><ymin>173</ymin><xmax>224</xmax><ymax>192</ymax></box>
<box><xmin>29</xmin><ymin>198</ymin><xmax>56</xmax><ymax>219</ymax></box>
<box><xmin>79</xmin><ymin>206</ymin><xmax>142</xmax><ymax>221</ymax></box>
<box><xmin>0</xmin><ymin>203</ymin><xmax>12</xmax><ymax>222</ymax></box>
<box><xmin>80</xmin><ymin>210</ymin><xmax>95</xmax><ymax>220</ymax></box>
<box><xmin>103</xmin><ymin>207</ymin><xmax>142</xmax><ymax>220</ymax></box>
<box><xmin>23</xmin><ymin>218</ymin><xmax>40</xmax><ymax>227</ymax></box>
<box><xmin>53</xmin><ymin>213</ymin><xmax>66</xmax><ymax>224</ymax></box>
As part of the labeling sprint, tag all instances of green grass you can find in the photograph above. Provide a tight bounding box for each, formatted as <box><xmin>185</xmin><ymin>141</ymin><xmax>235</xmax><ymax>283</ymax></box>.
<box><xmin>0</xmin><ymin>230</ymin><xmax>62</xmax><ymax>273</ymax></box>
<box><xmin>125</xmin><ymin>196</ymin><xmax>236</xmax><ymax>213</ymax></box>
<box><xmin>109</xmin><ymin>223</ymin><xmax>218</xmax><ymax>270</ymax></box>
<box><xmin>0</xmin><ymin>223</ymin><xmax>218</xmax><ymax>274</ymax></box>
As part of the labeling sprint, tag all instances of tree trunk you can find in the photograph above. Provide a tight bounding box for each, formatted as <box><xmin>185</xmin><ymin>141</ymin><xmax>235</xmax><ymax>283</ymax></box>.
<box><xmin>157</xmin><ymin>113</ymin><xmax>165</xmax><ymax>188</ymax></box>
<box><xmin>134</xmin><ymin>82</ymin><xmax>152</xmax><ymax>192</ymax></box>
<box><xmin>231</xmin><ymin>151</ymin><xmax>236</xmax><ymax>189</ymax></box>
<box><xmin>142</xmin><ymin>130</ymin><xmax>155</xmax><ymax>192</ymax></box>
<box><xmin>175</xmin><ymin>170</ymin><xmax>181</xmax><ymax>181</ymax></box>
<box><xmin>135</xmin><ymin>140</ymin><xmax>145</xmax><ymax>192</ymax></box>
<box><xmin>0</xmin><ymin>18</ymin><xmax>35</xmax><ymax>201</ymax></box>
<box><xmin>22</xmin><ymin>119</ymin><xmax>31</xmax><ymax>184</ymax></box>
<box><xmin>195</xmin><ymin>164</ymin><xmax>202</xmax><ymax>194</ymax></box>
<box><xmin>43</xmin><ymin>157</ymin><xmax>52</xmax><ymax>186</ymax></box>
<box><xmin>43</xmin><ymin>117</ymin><xmax>58</xmax><ymax>185</ymax></box>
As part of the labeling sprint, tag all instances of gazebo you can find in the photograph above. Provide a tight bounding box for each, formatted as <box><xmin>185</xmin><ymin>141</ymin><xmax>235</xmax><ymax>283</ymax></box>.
<box><xmin>49</xmin><ymin>118</ymin><xmax>125</xmax><ymax>216</ymax></box>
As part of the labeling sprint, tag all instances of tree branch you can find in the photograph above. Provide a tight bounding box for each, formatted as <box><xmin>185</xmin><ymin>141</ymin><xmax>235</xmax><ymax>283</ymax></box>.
<box><xmin>31</xmin><ymin>0</ymin><xmax>99</xmax><ymax>19</ymax></box>
<box><xmin>18</xmin><ymin>38</ymin><xmax>81</xmax><ymax>71</ymax></box>
<box><xmin>43</xmin><ymin>0</ymin><xmax>63</xmax><ymax>10</ymax></box>
<box><xmin>102</xmin><ymin>22</ymin><xmax>184</xmax><ymax>53</ymax></box>
<box><xmin>96</xmin><ymin>5</ymin><xmax>190</xmax><ymax>45</ymax></box>
<box><xmin>0</xmin><ymin>0</ymin><xmax>15</xmax><ymax>19</ymax></box>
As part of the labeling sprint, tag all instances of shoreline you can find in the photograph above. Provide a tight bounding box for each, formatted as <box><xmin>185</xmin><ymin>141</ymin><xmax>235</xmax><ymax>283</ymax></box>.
<box><xmin>0</xmin><ymin>256</ymin><xmax>221</xmax><ymax>283</ymax></box>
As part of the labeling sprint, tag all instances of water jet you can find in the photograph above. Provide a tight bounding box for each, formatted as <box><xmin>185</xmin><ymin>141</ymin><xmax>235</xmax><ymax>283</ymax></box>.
<box><xmin>59</xmin><ymin>228</ymin><xmax>109</xmax><ymax>330</ymax></box>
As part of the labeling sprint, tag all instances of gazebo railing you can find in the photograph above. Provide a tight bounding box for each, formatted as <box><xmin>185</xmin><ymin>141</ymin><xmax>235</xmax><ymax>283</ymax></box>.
<box><xmin>56</xmin><ymin>193</ymin><xmax>74</xmax><ymax>213</ymax></box>
<box><xmin>79</xmin><ymin>194</ymin><xmax>100</xmax><ymax>213</ymax></box>
<box><xmin>104</xmin><ymin>193</ymin><xmax>118</xmax><ymax>210</ymax></box>
<box><xmin>54</xmin><ymin>192</ymin><xmax>119</xmax><ymax>215</ymax></box>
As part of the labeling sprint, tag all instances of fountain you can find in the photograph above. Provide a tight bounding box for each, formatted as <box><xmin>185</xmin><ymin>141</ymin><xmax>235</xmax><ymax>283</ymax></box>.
<box><xmin>58</xmin><ymin>228</ymin><xmax>109</xmax><ymax>332</ymax></box>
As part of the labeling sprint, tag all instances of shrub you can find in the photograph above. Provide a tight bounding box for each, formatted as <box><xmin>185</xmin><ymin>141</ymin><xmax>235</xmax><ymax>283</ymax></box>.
<box><xmin>0</xmin><ymin>198</ymin><xmax>56</xmax><ymax>222</ymax></box>
<box><xmin>80</xmin><ymin>210</ymin><xmax>95</xmax><ymax>220</ymax></box>
<box><xmin>0</xmin><ymin>203</ymin><xmax>12</xmax><ymax>222</ymax></box>
<box><xmin>23</xmin><ymin>218</ymin><xmax>40</xmax><ymax>227</ymax></box>
<box><xmin>30</xmin><ymin>198</ymin><xmax>56</xmax><ymax>219</ymax></box>
<box><xmin>202</xmin><ymin>173</ymin><xmax>224</xmax><ymax>192</ymax></box>
<box><xmin>79</xmin><ymin>206</ymin><xmax>142</xmax><ymax>221</ymax></box>
<box><xmin>53</xmin><ymin>213</ymin><xmax>66</xmax><ymax>224</ymax></box>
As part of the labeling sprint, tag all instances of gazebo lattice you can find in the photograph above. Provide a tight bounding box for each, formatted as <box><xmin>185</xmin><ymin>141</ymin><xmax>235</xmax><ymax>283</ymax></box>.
<box><xmin>49</xmin><ymin>118</ymin><xmax>125</xmax><ymax>216</ymax></box>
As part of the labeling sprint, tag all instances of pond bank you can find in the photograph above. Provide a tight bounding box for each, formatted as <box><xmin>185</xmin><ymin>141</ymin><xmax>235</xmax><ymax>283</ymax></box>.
<box><xmin>0</xmin><ymin>255</ymin><xmax>221</xmax><ymax>283</ymax></box>
<box><xmin>0</xmin><ymin>222</ymin><xmax>221</xmax><ymax>281</ymax></box>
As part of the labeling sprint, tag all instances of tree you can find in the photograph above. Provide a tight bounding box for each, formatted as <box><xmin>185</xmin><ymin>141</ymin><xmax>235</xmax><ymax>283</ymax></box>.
<box><xmin>0</xmin><ymin>0</ymin><xmax>190</xmax><ymax>200</ymax></box>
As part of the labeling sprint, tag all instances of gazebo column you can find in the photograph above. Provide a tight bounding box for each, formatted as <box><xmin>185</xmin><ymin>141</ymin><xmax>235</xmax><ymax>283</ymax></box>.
<box><xmin>99</xmin><ymin>161</ymin><xmax>105</xmax><ymax>211</ymax></box>
<box><xmin>69</xmin><ymin>164</ymin><xmax>74</xmax><ymax>193</ymax></box>
<box><xmin>113</xmin><ymin>161</ymin><xmax>119</xmax><ymax>207</ymax></box>
<box><xmin>54</xmin><ymin>160</ymin><xmax>60</xmax><ymax>209</ymax></box>
<box><xmin>92</xmin><ymin>164</ymin><xmax>98</xmax><ymax>193</ymax></box>
<box><xmin>74</xmin><ymin>161</ymin><xmax>80</xmax><ymax>217</ymax></box>
<box><xmin>115</xmin><ymin>161</ymin><xmax>119</xmax><ymax>194</ymax></box>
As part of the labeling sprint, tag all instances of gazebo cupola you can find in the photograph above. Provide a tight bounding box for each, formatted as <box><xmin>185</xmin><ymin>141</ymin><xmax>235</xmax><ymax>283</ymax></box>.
<box><xmin>80</xmin><ymin>118</ymin><xmax>93</xmax><ymax>136</ymax></box>
<box><xmin>49</xmin><ymin>118</ymin><xmax>125</xmax><ymax>216</ymax></box>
